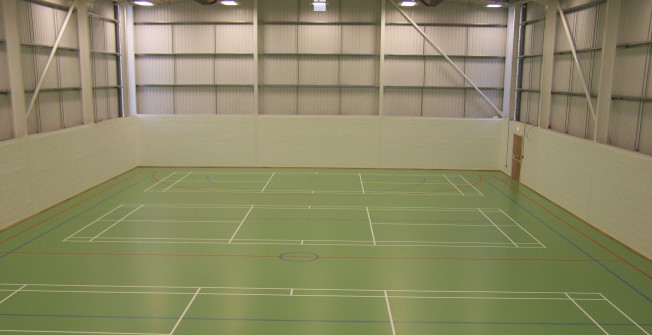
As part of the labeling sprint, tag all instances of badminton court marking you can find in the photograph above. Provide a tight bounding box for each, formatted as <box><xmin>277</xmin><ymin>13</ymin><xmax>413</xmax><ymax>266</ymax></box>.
<box><xmin>0</xmin><ymin>283</ymin><xmax>648</xmax><ymax>335</ymax></box>
<box><xmin>144</xmin><ymin>171</ymin><xmax>483</xmax><ymax>196</ymax></box>
<box><xmin>64</xmin><ymin>204</ymin><xmax>544</xmax><ymax>248</ymax></box>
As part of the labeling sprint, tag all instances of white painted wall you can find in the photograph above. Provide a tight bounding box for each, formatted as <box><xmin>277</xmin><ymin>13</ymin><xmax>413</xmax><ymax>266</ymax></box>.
<box><xmin>137</xmin><ymin>115</ymin><xmax>504</xmax><ymax>170</ymax></box>
<box><xmin>0</xmin><ymin>117</ymin><xmax>138</xmax><ymax>230</ymax></box>
<box><xmin>504</xmin><ymin>121</ymin><xmax>652</xmax><ymax>258</ymax></box>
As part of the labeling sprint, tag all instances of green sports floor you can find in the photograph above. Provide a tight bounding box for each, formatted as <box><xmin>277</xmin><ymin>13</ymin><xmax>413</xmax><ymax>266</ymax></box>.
<box><xmin>0</xmin><ymin>167</ymin><xmax>650</xmax><ymax>335</ymax></box>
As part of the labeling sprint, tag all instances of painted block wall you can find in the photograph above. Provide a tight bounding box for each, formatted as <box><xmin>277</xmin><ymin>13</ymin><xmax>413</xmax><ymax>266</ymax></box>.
<box><xmin>504</xmin><ymin>121</ymin><xmax>652</xmax><ymax>258</ymax></box>
<box><xmin>0</xmin><ymin>118</ymin><xmax>139</xmax><ymax>230</ymax></box>
<box><xmin>137</xmin><ymin>116</ymin><xmax>504</xmax><ymax>170</ymax></box>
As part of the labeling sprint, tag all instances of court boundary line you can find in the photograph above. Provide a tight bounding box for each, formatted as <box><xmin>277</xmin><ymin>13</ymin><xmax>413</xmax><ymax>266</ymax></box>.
<box><xmin>0</xmin><ymin>283</ymin><xmax>647</xmax><ymax>335</ymax></box>
<box><xmin>63</xmin><ymin>204</ymin><xmax>544</xmax><ymax>249</ymax></box>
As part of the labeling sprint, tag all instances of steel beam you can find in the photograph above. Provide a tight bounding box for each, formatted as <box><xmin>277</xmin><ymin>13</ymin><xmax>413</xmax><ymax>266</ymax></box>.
<box><xmin>595</xmin><ymin>0</ymin><xmax>622</xmax><ymax>143</ymax></box>
<box><xmin>388</xmin><ymin>0</ymin><xmax>504</xmax><ymax>118</ymax></box>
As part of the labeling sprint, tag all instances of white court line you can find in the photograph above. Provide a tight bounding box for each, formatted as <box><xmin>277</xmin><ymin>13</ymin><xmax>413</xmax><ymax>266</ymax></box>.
<box><xmin>0</xmin><ymin>331</ymin><xmax>167</xmax><ymax>335</ymax></box>
<box><xmin>599</xmin><ymin>294</ymin><xmax>650</xmax><ymax>335</ymax></box>
<box><xmin>384</xmin><ymin>290</ymin><xmax>397</xmax><ymax>335</ymax></box>
<box><xmin>366</xmin><ymin>207</ymin><xmax>376</xmax><ymax>246</ymax></box>
<box><xmin>144</xmin><ymin>172</ymin><xmax>176</xmax><ymax>192</ymax></box>
<box><xmin>359</xmin><ymin>173</ymin><xmax>365</xmax><ymax>195</ymax></box>
<box><xmin>64</xmin><ymin>205</ymin><xmax>126</xmax><ymax>242</ymax></box>
<box><xmin>443</xmin><ymin>175</ymin><xmax>464</xmax><ymax>195</ymax></box>
<box><xmin>0</xmin><ymin>284</ymin><xmax>27</xmax><ymax>305</ymax></box>
<box><xmin>163</xmin><ymin>172</ymin><xmax>192</xmax><ymax>192</ymax></box>
<box><xmin>498</xmin><ymin>209</ymin><xmax>546</xmax><ymax>248</ymax></box>
<box><xmin>90</xmin><ymin>205</ymin><xmax>144</xmax><ymax>242</ymax></box>
<box><xmin>362</xmin><ymin>181</ymin><xmax>451</xmax><ymax>185</ymax></box>
<box><xmin>229</xmin><ymin>206</ymin><xmax>254</xmax><ymax>244</ymax></box>
<box><xmin>97</xmin><ymin>219</ymin><xmax>240</xmax><ymax>224</ymax></box>
<box><xmin>261</xmin><ymin>172</ymin><xmax>276</xmax><ymax>193</ymax></box>
<box><xmin>565</xmin><ymin>293</ymin><xmax>610</xmax><ymax>335</ymax></box>
<box><xmin>372</xmin><ymin>222</ymin><xmax>516</xmax><ymax>227</ymax></box>
<box><xmin>459</xmin><ymin>175</ymin><xmax>484</xmax><ymax>195</ymax></box>
<box><xmin>169</xmin><ymin>287</ymin><xmax>201</xmax><ymax>335</ymax></box>
<box><xmin>478</xmin><ymin>209</ymin><xmax>518</xmax><ymax>248</ymax></box>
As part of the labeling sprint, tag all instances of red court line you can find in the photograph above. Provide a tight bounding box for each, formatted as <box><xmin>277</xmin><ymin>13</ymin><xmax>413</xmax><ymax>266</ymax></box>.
<box><xmin>0</xmin><ymin>251</ymin><xmax>622</xmax><ymax>263</ymax></box>
<box><xmin>492</xmin><ymin>175</ymin><xmax>652</xmax><ymax>280</ymax></box>
<box><xmin>0</xmin><ymin>172</ymin><xmax>142</xmax><ymax>244</ymax></box>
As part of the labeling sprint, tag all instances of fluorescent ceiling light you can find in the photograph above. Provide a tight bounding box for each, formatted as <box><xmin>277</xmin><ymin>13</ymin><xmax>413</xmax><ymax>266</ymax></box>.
<box><xmin>400</xmin><ymin>0</ymin><xmax>418</xmax><ymax>7</ymax></box>
<box><xmin>312</xmin><ymin>0</ymin><xmax>326</xmax><ymax>12</ymax></box>
<box><xmin>486</xmin><ymin>2</ymin><xmax>502</xmax><ymax>7</ymax></box>
<box><xmin>220</xmin><ymin>0</ymin><xmax>239</xmax><ymax>5</ymax></box>
<box><xmin>133</xmin><ymin>1</ymin><xmax>154</xmax><ymax>6</ymax></box>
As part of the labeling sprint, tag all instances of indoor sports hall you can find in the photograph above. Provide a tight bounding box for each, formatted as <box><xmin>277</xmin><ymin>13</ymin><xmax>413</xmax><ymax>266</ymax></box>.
<box><xmin>0</xmin><ymin>0</ymin><xmax>650</xmax><ymax>334</ymax></box>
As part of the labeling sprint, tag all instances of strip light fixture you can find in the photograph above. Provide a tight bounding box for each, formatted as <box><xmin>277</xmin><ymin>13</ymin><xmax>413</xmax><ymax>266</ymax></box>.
<box><xmin>312</xmin><ymin>0</ymin><xmax>326</xmax><ymax>11</ymax></box>
<box><xmin>400</xmin><ymin>0</ymin><xmax>418</xmax><ymax>7</ymax></box>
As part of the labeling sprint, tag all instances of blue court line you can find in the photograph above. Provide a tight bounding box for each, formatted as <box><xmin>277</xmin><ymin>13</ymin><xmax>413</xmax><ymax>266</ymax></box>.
<box><xmin>0</xmin><ymin>174</ymin><xmax>148</xmax><ymax>263</ymax></box>
<box><xmin>485</xmin><ymin>179</ymin><xmax>652</xmax><ymax>303</ymax></box>
<box><xmin>1</xmin><ymin>314</ymin><xmax>650</xmax><ymax>327</ymax></box>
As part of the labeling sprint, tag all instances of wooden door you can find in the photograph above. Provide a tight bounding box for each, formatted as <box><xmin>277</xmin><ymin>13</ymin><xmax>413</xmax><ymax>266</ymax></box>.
<box><xmin>511</xmin><ymin>135</ymin><xmax>523</xmax><ymax>182</ymax></box>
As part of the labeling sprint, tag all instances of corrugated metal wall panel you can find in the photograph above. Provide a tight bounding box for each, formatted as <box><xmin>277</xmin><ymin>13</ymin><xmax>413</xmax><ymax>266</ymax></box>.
<box><xmin>467</xmin><ymin>27</ymin><xmax>506</xmax><ymax>56</ymax></box>
<box><xmin>21</xmin><ymin>48</ymin><xmax>59</xmax><ymax>90</ymax></box>
<box><xmin>570</xmin><ymin>51</ymin><xmax>600</xmax><ymax>94</ymax></box>
<box><xmin>0</xmin><ymin>47</ymin><xmax>8</xmax><ymax>91</ymax></box>
<box><xmin>340</xmin><ymin>57</ymin><xmax>378</xmax><ymax>86</ymax></box>
<box><xmin>594</xmin><ymin>4</ymin><xmax>605</xmax><ymax>48</ymax></box>
<box><xmin>299</xmin><ymin>57</ymin><xmax>339</xmax><ymax>85</ymax></box>
<box><xmin>567</xmin><ymin>96</ymin><xmax>592</xmax><ymax>139</ymax></box>
<box><xmin>95</xmin><ymin>88</ymin><xmax>109</xmax><ymax>122</ymax></box>
<box><xmin>55</xmin><ymin>11</ymin><xmax>79</xmax><ymax>49</ymax></box>
<box><xmin>216</xmin><ymin>25</ymin><xmax>253</xmax><ymax>54</ymax></box>
<box><xmin>648</xmin><ymin>56</ymin><xmax>652</xmax><ymax>98</ymax></box>
<box><xmin>91</xmin><ymin>18</ymin><xmax>106</xmax><ymax>52</ymax></box>
<box><xmin>522</xmin><ymin>92</ymin><xmax>541</xmax><ymax>125</ymax></box>
<box><xmin>174</xmin><ymin>87</ymin><xmax>216</xmax><ymax>114</ymax></box>
<box><xmin>554</xmin><ymin>12</ymin><xmax>572</xmax><ymax>52</ymax></box>
<box><xmin>107</xmin><ymin>57</ymin><xmax>118</xmax><ymax>86</ymax></box>
<box><xmin>0</xmin><ymin>3</ymin><xmax>5</xmax><ymax>40</ymax></box>
<box><xmin>18</xmin><ymin>1</ymin><xmax>33</xmax><ymax>44</ymax></box>
<box><xmin>0</xmin><ymin>95</ymin><xmax>13</xmax><ymax>140</ymax></box>
<box><xmin>88</xmin><ymin>0</ymin><xmax>115</xmax><ymax>18</ymax></box>
<box><xmin>385</xmin><ymin>58</ymin><xmax>424</xmax><ymax>86</ymax></box>
<box><xmin>608</xmin><ymin>100</ymin><xmax>639</xmax><ymax>151</ymax></box>
<box><xmin>104</xmin><ymin>22</ymin><xmax>117</xmax><ymax>53</ymax></box>
<box><xmin>173</xmin><ymin>25</ymin><xmax>214</xmax><ymax>53</ymax></box>
<box><xmin>298</xmin><ymin>88</ymin><xmax>339</xmax><ymax>115</ymax></box>
<box><xmin>525</xmin><ymin>2</ymin><xmax>546</xmax><ymax>20</ymax></box>
<box><xmin>25</xmin><ymin>93</ymin><xmax>38</xmax><ymax>134</ymax></box>
<box><xmin>573</xmin><ymin>6</ymin><xmax>598</xmax><ymax>50</ymax></box>
<box><xmin>136</xmin><ymin>56</ymin><xmax>174</xmax><ymax>85</ymax></box>
<box><xmin>176</xmin><ymin>56</ymin><xmax>213</xmax><ymax>85</ymax></box>
<box><xmin>552</xmin><ymin>55</ymin><xmax>572</xmax><ymax>92</ymax></box>
<box><xmin>340</xmin><ymin>88</ymin><xmax>377</xmax><ymax>116</ymax></box>
<box><xmin>341</xmin><ymin>26</ymin><xmax>378</xmax><ymax>54</ymax></box>
<box><xmin>108</xmin><ymin>88</ymin><xmax>120</xmax><ymax>119</ymax></box>
<box><xmin>28</xmin><ymin>3</ymin><xmax>56</xmax><ymax>46</ymax></box>
<box><xmin>521</xmin><ymin>57</ymin><xmax>542</xmax><ymax>90</ymax></box>
<box><xmin>465</xmin><ymin>90</ymin><xmax>502</xmax><ymax>118</ymax></box>
<box><xmin>59</xmin><ymin>50</ymin><xmax>81</xmax><ymax>88</ymax></box>
<box><xmin>617</xmin><ymin>0</ymin><xmax>652</xmax><ymax>44</ymax></box>
<box><xmin>422</xmin><ymin>89</ymin><xmax>464</xmax><ymax>118</ymax></box>
<box><xmin>260</xmin><ymin>88</ymin><xmax>297</xmax><ymax>115</ymax></box>
<box><xmin>386</xmin><ymin>26</ymin><xmax>423</xmax><ymax>55</ymax></box>
<box><xmin>215</xmin><ymin>56</ymin><xmax>253</xmax><ymax>85</ymax></box>
<box><xmin>36</xmin><ymin>91</ymin><xmax>62</xmax><ymax>133</ymax></box>
<box><xmin>341</xmin><ymin>0</ymin><xmax>379</xmax><ymax>23</ymax></box>
<box><xmin>260</xmin><ymin>25</ymin><xmax>298</xmax><ymax>53</ymax></box>
<box><xmin>640</xmin><ymin>103</ymin><xmax>652</xmax><ymax>155</ymax></box>
<box><xmin>134</xmin><ymin>25</ymin><xmax>172</xmax><ymax>54</ymax></box>
<box><xmin>465</xmin><ymin>58</ymin><xmax>505</xmax><ymax>88</ymax></box>
<box><xmin>259</xmin><ymin>0</ymin><xmax>298</xmax><ymax>22</ymax></box>
<box><xmin>550</xmin><ymin>95</ymin><xmax>569</xmax><ymax>132</ymax></box>
<box><xmin>299</xmin><ymin>0</ymin><xmax>340</xmax><ymax>22</ymax></box>
<box><xmin>524</xmin><ymin>22</ymin><xmax>545</xmax><ymax>56</ymax></box>
<box><xmin>216</xmin><ymin>87</ymin><xmax>254</xmax><ymax>115</ymax></box>
<box><xmin>62</xmin><ymin>90</ymin><xmax>83</xmax><ymax>128</ymax></box>
<box><xmin>298</xmin><ymin>25</ymin><xmax>340</xmax><ymax>54</ymax></box>
<box><xmin>424</xmin><ymin>26</ymin><xmax>466</xmax><ymax>56</ymax></box>
<box><xmin>613</xmin><ymin>47</ymin><xmax>647</xmax><ymax>97</ymax></box>
<box><xmin>137</xmin><ymin>87</ymin><xmax>174</xmax><ymax>114</ymax></box>
<box><xmin>93</xmin><ymin>54</ymin><xmax>109</xmax><ymax>86</ymax></box>
<box><xmin>424</xmin><ymin>58</ymin><xmax>464</xmax><ymax>87</ymax></box>
<box><xmin>384</xmin><ymin>88</ymin><xmax>421</xmax><ymax>117</ymax></box>
<box><xmin>260</xmin><ymin>56</ymin><xmax>298</xmax><ymax>85</ymax></box>
<box><xmin>468</xmin><ymin>6</ymin><xmax>508</xmax><ymax>25</ymax></box>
